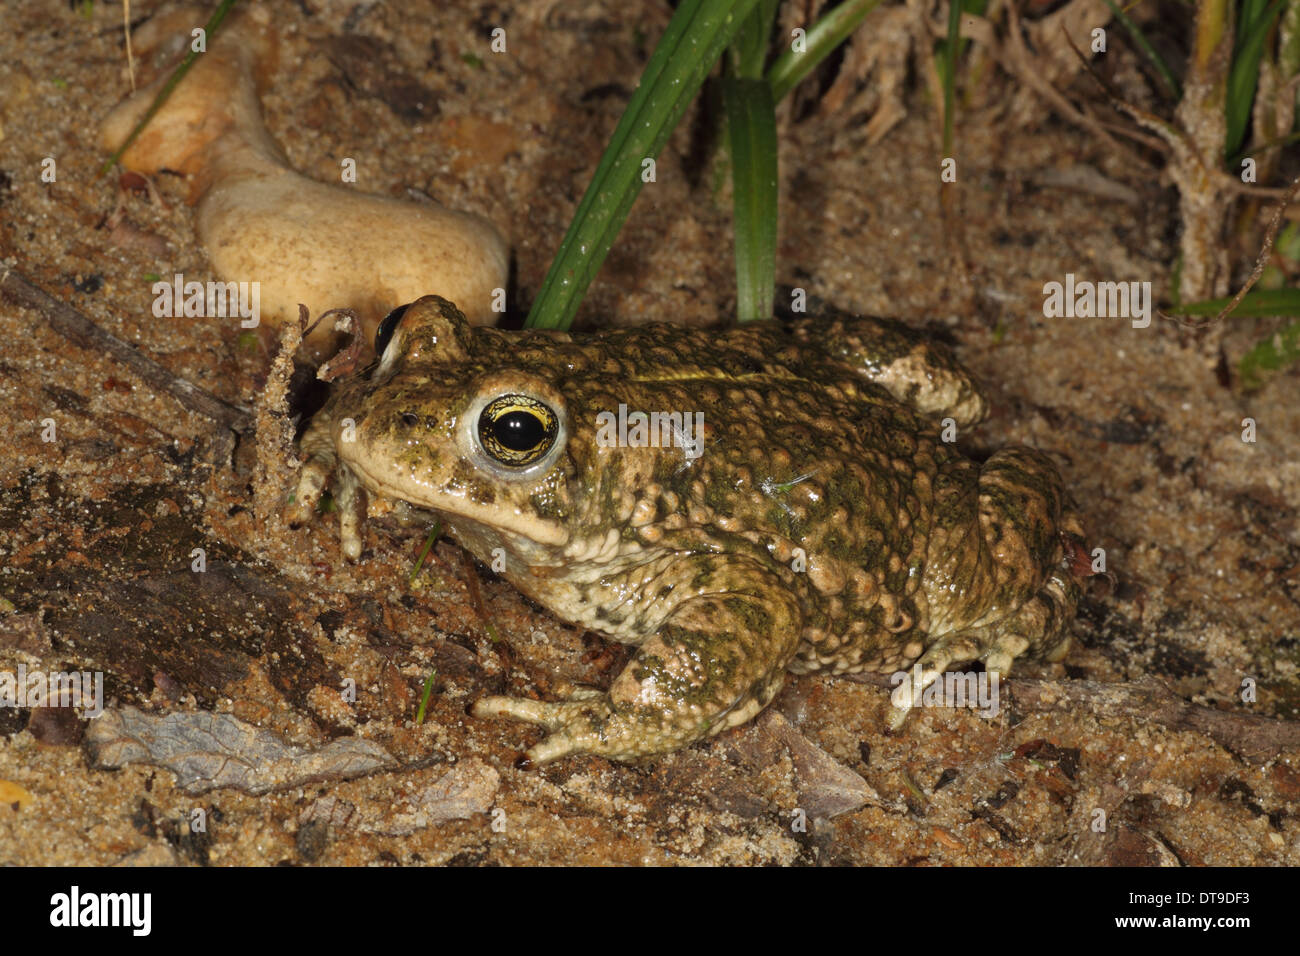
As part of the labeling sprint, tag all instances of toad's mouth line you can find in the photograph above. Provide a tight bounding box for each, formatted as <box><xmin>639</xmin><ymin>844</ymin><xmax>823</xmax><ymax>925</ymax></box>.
<box><xmin>339</xmin><ymin>458</ymin><xmax>570</xmax><ymax>548</ymax></box>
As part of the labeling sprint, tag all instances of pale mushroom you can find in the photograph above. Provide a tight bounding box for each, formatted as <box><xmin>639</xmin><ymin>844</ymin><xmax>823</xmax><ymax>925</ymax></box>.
<box><xmin>98</xmin><ymin>5</ymin><xmax>509</xmax><ymax>353</ymax></box>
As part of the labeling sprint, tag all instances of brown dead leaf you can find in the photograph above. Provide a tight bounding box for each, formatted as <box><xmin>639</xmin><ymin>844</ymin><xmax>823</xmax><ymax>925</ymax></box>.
<box><xmin>754</xmin><ymin>711</ymin><xmax>885</xmax><ymax>819</ymax></box>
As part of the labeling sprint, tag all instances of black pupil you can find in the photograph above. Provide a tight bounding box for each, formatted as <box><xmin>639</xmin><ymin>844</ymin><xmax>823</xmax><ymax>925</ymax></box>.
<box><xmin>494</xmin><ymin>411</ymin><xmax>545</xmax><ymax>451</ymax></box>
<box><xmin>375</xmin><ymin>303</ymin><xmax>411</xmax><ymax>354</ymax></box>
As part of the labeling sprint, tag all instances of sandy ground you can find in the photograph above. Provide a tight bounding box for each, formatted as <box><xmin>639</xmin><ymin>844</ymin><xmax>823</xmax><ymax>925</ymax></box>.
<box><xmin>0</xmin><ymin>0</ymin><xmax>1297</xmax><ymax>866</ymax></box>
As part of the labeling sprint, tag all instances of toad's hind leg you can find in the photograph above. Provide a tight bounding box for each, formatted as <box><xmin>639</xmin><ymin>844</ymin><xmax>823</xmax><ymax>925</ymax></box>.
<box><xmin>891</xmin><ymin>446</ymin><xmax>1083</xmax><ymax>727</ymax></box>
<box><xmin>473</xmin><ymin>580</ymin><xmax>803</xmax><ymax>765</ymax></box>
<box><xmin>887</xmin><ymin>567</ymin><xmax>1080</xmax><ymax>728</ymax></box>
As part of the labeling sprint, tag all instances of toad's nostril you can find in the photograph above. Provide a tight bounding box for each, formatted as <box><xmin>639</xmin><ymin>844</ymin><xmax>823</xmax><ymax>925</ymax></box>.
<box><xmin>400</xmin><ymin>412</ymin><xmax>419</xmax><ymax>427</ymax></box>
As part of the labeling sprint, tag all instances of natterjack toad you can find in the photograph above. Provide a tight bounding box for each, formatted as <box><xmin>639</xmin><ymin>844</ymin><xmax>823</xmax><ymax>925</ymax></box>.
<box><xmin>290</xmin><ymin>296</ymin><xmax>1085</xmax><ymax>765</ymax></box>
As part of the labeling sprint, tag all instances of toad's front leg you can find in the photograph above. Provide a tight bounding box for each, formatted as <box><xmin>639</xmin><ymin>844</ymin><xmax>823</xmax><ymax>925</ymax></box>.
<box><xmin>286</xmin><ymin>410</ymin><xmax>369</xmax><ymax>559</ymax></box>
<box><xmin>473</xmin><ymin>582</ymin><xmax>804</xmax><ymax>765</ymax></box>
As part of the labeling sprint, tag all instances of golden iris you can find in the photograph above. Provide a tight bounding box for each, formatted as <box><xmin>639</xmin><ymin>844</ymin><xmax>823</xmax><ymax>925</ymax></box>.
<box><xmin>477</xmin><ymin>395</ymin><xmax>558</xmax><ymax>466</ymax></box>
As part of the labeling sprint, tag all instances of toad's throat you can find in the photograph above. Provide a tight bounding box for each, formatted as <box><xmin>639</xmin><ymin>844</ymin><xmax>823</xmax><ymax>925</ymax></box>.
<box><xmin>340</xmin><ymin>458</ymin><xmax>570</xmax><ymax>553</ymax></box>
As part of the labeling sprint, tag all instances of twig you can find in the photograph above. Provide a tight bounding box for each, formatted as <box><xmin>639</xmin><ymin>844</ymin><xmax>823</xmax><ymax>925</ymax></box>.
<box><xmin>0</xmin><ymin>267</ymin><xmax>253</xmax><ymax>435</ymax></box>
<box><xmin>124</xmin><ymin>0</ymin><xmax>136</xmax><ymax>91</ymax></box>
<box><xmin>1001</xmin><ymin>4</ymin><xmax>1162</xmax><ymax>157</ymax></box>
<box><xmin>1061</xmin><ymin>24</ymin><xmax>1184</xmax><ymax>150</ymax></box>
<box><xmin>1063</xmin><ymin>28</ymin><xmax>1294</xmax><ymax>196</ymax></box>
<box><xmin>844</xmin><ymin>672</ymin><xmax>1300</xmax><ymax>763</ymax></box>
<box><xmin>1173</xmin><ymin>170</ymin><xmax>1300</xmax><ymax>327</ymax></box>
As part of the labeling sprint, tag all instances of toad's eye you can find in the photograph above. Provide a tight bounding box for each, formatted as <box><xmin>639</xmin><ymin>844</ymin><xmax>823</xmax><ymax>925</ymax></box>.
<box><xmin>477</xmin><ymin>395</ymin><xmax>559</xmax><ymax>467</ymax></box>
<box><xmin>375</xmin><ymin>302</ymin><xmax>412</xmax><ymax>356</ymax></box>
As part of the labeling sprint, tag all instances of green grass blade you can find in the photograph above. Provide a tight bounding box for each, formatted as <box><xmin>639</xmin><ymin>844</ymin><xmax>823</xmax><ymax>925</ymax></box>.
<box><xmin>1228</xmin><ymin>126</ymin><xmax>1300</xmax><ymax>168</ymax></box>
<box><xmin>1225</xmin><ymin>0</ymin><xmax>1284</xmax><ymax>159</ymax></box>
<box><xmin>934</xmin><ymin>0</ymin><xmax>988</xmax><ymax>151</ymax></box>
<box><xmin>1180</xmin><ymin>286</ymin><xmax>1300</xmax><ymax>315</ymax></box>
<box><xmin>939</xmin><ymin>0</ymin><xmax>963</xmax><ymax>156</ymax></box>
<box><xmin>1239</xmin><ymin>317</ymin><xmax>1300</xmax><ymax>388</ymax></box>
<box><xmin>414</xmin><ymin>670</ymin><xmax>437</xmax><ymax>725</ymax></box>
<box><xmin>1103</xmin><ymin>0</ymin><xmax>1182</xmax><ymax>100</ymax></box>
<box><xmin>99</xmin><ymin>0</ymin><xmax>241</xmax><ymax>176</ymax></box>
<box><xmin>724</xmin><ymin>78</ymin><xmax>778</xmax><ymax>322</ymax></box>
<box><xmin>731</xmin><ymin>0</ymin><xmax>781</xmax><ymax>79</ymax></box>
<box><xmin>525</xmin><ymin>0</ymin><xmax>760</xmax><ymax>330</ymax></box>
<box><xmin>407</xmin><ymin>520</ymin><xmax>442</xmax><ymax>589</ymax></box>
<box><xmin>766</xmin><ymin>0</ymin><xmax>883</xmax><ymax>103</ymax></box>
